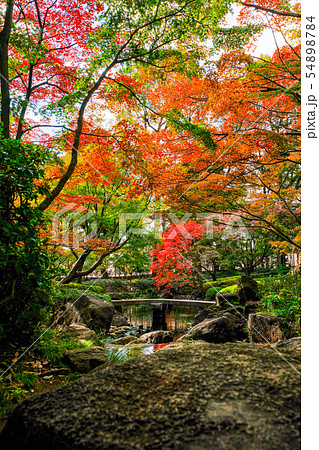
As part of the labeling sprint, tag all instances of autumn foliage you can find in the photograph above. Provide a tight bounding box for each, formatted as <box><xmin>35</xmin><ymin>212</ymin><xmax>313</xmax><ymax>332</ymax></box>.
<box><xmin>151</xmin><ymin>221</ymin><xmax>204</xmax><ymax>292</ymax></box>
<box><xmin>0</xmin><ymin>0</ymin><xmax>300</xmax><ymax>301</ymax></box>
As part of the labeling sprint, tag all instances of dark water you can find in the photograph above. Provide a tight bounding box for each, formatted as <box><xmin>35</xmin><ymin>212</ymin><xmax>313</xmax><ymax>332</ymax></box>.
<box><xmin>120</xmin><ymin>304</ymin><xmax>198</xmax><ymax>332</ymax></box>
<box><xmin>105</xmin><ymin>304</ymin><xmax>199</xmax><ymax>359</ymax></box>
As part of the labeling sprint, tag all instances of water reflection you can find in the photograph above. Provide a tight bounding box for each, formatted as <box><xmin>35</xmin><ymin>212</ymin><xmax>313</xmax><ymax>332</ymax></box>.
<box><xmin>120</xmin><ymin>304</ymin><xmax>198</xmax><ymax>332</ymax></box>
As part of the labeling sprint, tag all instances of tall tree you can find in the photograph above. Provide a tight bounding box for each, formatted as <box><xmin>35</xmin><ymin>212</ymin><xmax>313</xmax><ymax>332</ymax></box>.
<box><xmin>0</xmin><ymin>0</ymin><xmax>234</xmax><ymax>210</ymax></box>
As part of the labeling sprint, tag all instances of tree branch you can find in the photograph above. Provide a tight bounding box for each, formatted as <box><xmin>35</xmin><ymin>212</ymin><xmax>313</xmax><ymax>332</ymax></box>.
<box><xmin>239</xmin><ymin>1</ymin><xmax>301</xmax><ymax>18</ymax></box>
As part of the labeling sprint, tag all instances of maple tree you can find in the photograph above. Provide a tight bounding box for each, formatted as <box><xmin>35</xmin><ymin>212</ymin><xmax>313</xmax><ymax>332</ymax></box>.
<box><xmin>0</xmin><ymin>0</ymin><xmax>243</xmax><ymax>341</ymax></box>
<box><xmin>237</xmin><ymin>0</ymin><xmax>300</xmax><ymax>19</ymax></box>
<box><xmin>0</xmin><ymin>0</ymin><xmax>240</xmax><ymax>286</ymax></box>
<box><xmin>125</xmin><ymin>27</ymin><xmax>301</xmax><ymax>254</ymax></box>
<box><xmin>0</xmin><ymin>0</ymin><xmax>235</xmax><ymax>207</ymax></box>
<box><xmin>150</xmin><ymin>217</ymin><xmax>276</xmax><ymax>291</ymax></box>
<box><xmin>100</xmin><ymin>1</ymin><xmax>301</xmax><ymax>284</ymax></box>
<box><xmin>0</xmin><ymin>0</ymin><xmax>301</xmax><ymax>342</ymax></box>
<box><xmin>151</xmin><ymin>220</ymin><xmax>204</xmax><ymax>292</ymax></box>
<box><xmin>110</xmin><ymin>233</ymin><xmax>156</xmax><ymax>280</ymax></box>
<box><xmin>45</xmin><ymin>120</ymin><xmax>156</xmax><ymax>284</ymax></box>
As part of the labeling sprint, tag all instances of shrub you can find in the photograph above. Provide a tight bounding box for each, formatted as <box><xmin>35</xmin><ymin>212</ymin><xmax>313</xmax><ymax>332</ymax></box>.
<box><xmin>259</xmin><ymin>271</ymin><xmax>301</xmax><ymax>337</ymax></box>
<box><xmin>32</xmin><ymin>329</ymin><xmax>95</xmax><ymax>363</ymax></box>
<box><xmin>219</xmin><ymin>284</ymin><xmax>238</xmax><ymax>294</ymax></box>
<box><xmin>61</xmin><ymin>282</ymin><xmax>104</xmax><ymax>294</ymax></box>
<box><xmin>83</xmin><ymin>279</ymin><xmax>130</xmax><ymax>290</ymax></box>
<box><xmin>52</xmin><ymin>287</ymin><xmax>111</xmax><ymax>304</ymax></box>
<box><xmin>0</xmin><ymin>138</ymin><xmax>53</xmax><ymax>345</ymax></box>
<box><xmin>120</xmin><ymin>292</ymin><xmax>140</xmax><ymax>299</ymax></box>
<box><xmin>130</xmin><ymin>278</ymin><xmax>155</xmax><ymax>291</ymax></box>
<box><xmin>203</xmin><ymin>276</ymin><xmax>241</xmax><ymax>290</ymax></box>
<box><xmin>205</xmin><ymin>287</ymin><xmax>222</xmax><ymax>301</ymax></box>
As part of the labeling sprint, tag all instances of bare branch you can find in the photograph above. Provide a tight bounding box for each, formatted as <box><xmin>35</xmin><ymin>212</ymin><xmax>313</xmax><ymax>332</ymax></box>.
<box><xmin>239</xmin><ymin>1</ymin><xmax>301</xmax><ymax>18</ymax></box>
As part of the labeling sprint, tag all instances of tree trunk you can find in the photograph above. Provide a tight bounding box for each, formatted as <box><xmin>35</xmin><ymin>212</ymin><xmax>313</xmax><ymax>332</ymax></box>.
<box><xmin>0</xmin><ymin>0</ymin><xmax>14</xmax><ymax>139</ymax></box>
<box><xmin>60</xmin><ymin>249</ymin><xmax>91</xmax><ymax>284</ymax></box>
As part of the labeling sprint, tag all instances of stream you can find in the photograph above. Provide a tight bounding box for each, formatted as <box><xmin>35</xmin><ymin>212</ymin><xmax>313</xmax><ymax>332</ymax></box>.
<box><xmin>104</xmin><ymin>304</ymin><xmax>199</xmax><ymax>359</ymax></box>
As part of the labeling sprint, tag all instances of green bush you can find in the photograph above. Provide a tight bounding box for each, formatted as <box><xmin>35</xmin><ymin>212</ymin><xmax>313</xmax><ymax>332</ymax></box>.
<box><xmin>259</xmin><ymin>271</ymin><xmax>301</xmax><ymax>337</ymax></box>
<box><xmin>219</xmin><ymin>284</ymin><xmax>238</xmax><ymax>294</ymax></box>
<box><xmin>61</xmin><ymin>282</ymin><xmax>104</xmax><ymax>294</ymax></box>
<box><xmin>205</xmin><ymin>287</ymin><xmax>222</xmax><ymax>301</ymax></box>
<box><xmin>82</xmin><ymin>278</ymin><xmax>130</xmax><ymax>289</ymax></box>
<box><xmin>204</xmin><ymin>276</ymin><xmax>241</xmax><ymax>291</ymax></box>
<box><xmin>0</xmin><ymin>138</ymin><xmax>54</xmax><ymax>345</ymax></box>
<box><xmin>32</xmin><ymin>329</ymin><xmax>95</xmax><ymax>363</ymax></box>
<box><xmin>11</xmin><ymin>370</ymin><xmax>37</xmax><ymax>389</ymax></box>
<box><xmin>120</xmin><ymin>292</ymin><xmax>140</xmax><ymax>299</ymax></box>
<box><xmin>0</xmin><ymin>385</ymin><xmax>28</xmax><ymax>419</ymax></box>
<box><xmin>52</xmin><ymin>287</ymin><xmax>111</xmax><ymax>303</ymax></box>
<box><xmin>217</xmin><ymin>276</ymin><xmax>241</xmax><ymax>286</ymax></box>
<box><xmin>130</xmin><ymin>278</ymin><xmax>155</xmax><ymax>291</ymax></box>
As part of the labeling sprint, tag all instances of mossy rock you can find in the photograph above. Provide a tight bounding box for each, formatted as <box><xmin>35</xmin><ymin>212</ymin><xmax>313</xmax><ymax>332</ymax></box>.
<box><xmin>237</xmin><ymin>276</ymin><xmax>260</xmax><ymax>304</ymax></box>
<box><xmin>0</xmin><ymin>342</ymin><xmax>300</xmax><ymax>449</ymax></box>
<box><xmin>219</xmin><ymin>284</ymin><xmax>237</xmax><ymax>294</ymax></box>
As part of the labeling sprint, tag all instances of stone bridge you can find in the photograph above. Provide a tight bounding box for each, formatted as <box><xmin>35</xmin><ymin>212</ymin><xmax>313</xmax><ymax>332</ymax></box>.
<box><xmin>111</xmin><ymin>298</ymin><xmax>215</xmax><ymax>308</ymax></box>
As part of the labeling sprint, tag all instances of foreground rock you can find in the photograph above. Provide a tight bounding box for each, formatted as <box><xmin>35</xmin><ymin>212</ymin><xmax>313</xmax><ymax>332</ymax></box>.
<box><xmin>248</xmin><ymin>313</ymin><xmax>285</xmax><ymax>343</ymax></box>
<box><xmin>138</xmin><ymin>330</ymin><xmax>174</xmax><ymax>344</ymax></box>
<box><xmin>63</xmin><ymin>323</ymin><xmax>99</xmax><ymax>343</ymax></box>
<box><xmin>112</xmin><ymin>336</ymin><xmax>138</xmax><ymax>345</ymax></box>
<box><xmin>62</xmin><ymin>347</ymin><xmax>110</xmax><ymax>373</ymax></box>
<box><xmin>179</xmin><ymin>316</ymin><xmax>236</xmax><ymax>343</ymax></box>
<box><xmin>275</xmin><ymin>337</ymin><xmax>301</xmax><ymax>350</ymax></box>
<box><xmin>59</xmin><ymin>294</ymin><xmax>115</xmax><ymax>334</ymax></box>
<box><xmin>193</xmin><ymin>307</ymin><xmax>248</xmax><ymax>341</ymax></box>
<box><xmin>0</xmin><ymin>343</ymin><xmax>300</xmax><ymax>449</ymax></box>
<box><xmin>111</xmin><ymin>309</ymin><xmax>129</xmax><ymax>327</ymax></box>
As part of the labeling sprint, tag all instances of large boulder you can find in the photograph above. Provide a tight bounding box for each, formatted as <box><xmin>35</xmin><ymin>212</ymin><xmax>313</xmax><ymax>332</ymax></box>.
<box><xmin>63</xmin><ymin>323</ymin><xmax>99</xmax><ymax>343</ymax></box>
<box><xmin>156</xmin><ymin>340</ymin><xmax>212</xmax><ymax>353</ymax></box>
<box><xmin>112</xmin><ymin>336</ymin><xmax>139</xmax><ymax>345</ymax></box>
<box><xmin>111</xmin><ymin>309</ymin><xmax>129</xmax><ymax>327</ymax></box>
<box><xmin>179</xmin><ymin>316</ymin><xmax>236</xmax><ymax>343</ymax></box>
<box><xmin>0</xmin><ymin>343</ymin><xmax>301</xmax><ymax>449</ymax></box>
<box><xmin>62</xmin><ymin>347</ymin><xmax>110</xmax><ymax>373</ymax></box>
<box><xmin>59</xmin><ymin>294</ymin><xmax>115</xmax><ymax>334</ymax></box>
<box><xmin>248</xmin><ymin>313</ymin><xmax>285</xmax><ymax>344</ymax></box>
<box><xmin>193</xmin><ymin>308</ymin><xmax>213</xmax><ymax>326</ymax></box>
<box><xmin>237</xmin><ymin>275</ymin><xmax>260</xmax><ymax>305</ymax></box>
<box><xmin>275</xmin><ymin>337</ymin><xmax>301</xmax><ymax>350</ymax></box>
<box><xmin>138</xmin><ymin>330</ymin><xmax>174</xmax><ymax>344</ymax></box>
<box><xmin>222</xmin><ymin>308</ymin><xmax>249</xmax><ymax>341</ymax></box>
<box><xmin>192</xmin><ymin>307</ymin><xmax>247</xmax><ymax>341</ymax></box>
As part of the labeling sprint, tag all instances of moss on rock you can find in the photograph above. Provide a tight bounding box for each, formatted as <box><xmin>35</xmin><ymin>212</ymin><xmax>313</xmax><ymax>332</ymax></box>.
<box><xmin>0</xmin><ymin>342</ymin><xmax>300</xmax><ymax>449</ymax></box>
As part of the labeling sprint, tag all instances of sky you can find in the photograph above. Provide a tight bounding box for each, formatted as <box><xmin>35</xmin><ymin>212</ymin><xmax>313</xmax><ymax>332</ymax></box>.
<box><xmin>224</xmin><ymin>3</ymin><xmax>287</xmax><ymax>58</ymax></box>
